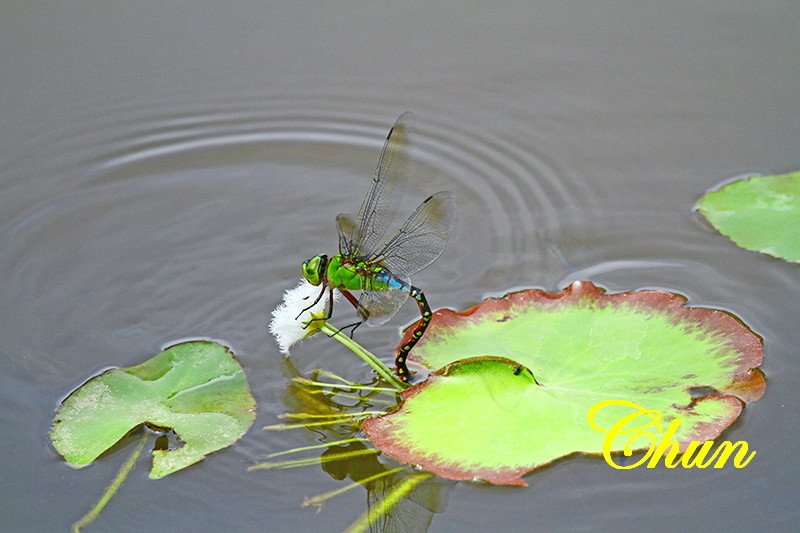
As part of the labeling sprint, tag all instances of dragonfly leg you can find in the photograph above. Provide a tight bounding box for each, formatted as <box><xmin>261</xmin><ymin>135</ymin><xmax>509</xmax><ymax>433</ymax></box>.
<box><xmin>325</xmin><ymin>285</ymin><xmax>334</xmax><ymax>319</ymax></box>
<box><xmin>340</xmin><ymin>290</ymin><xmax>370</xmax><ymax>319</ymax></box>
<box><xmin>338</xmin><ymin>289</ymin><xmax>370</xmax><ymax>338</ymax></box>
<box><xmin>336</xmin><ymin>320</ymin><xmax>363</xmax><ymax>339</ymax></box>
<box><xmin>396</xmin><ymin>287</ymin><xmax>432</xmax><ymax>382</ymax></box>
<box><xmin>297</xmin><ymin>284</ymin><xmax>328</xmax><ymax>320</ymax></box>
<box><xmin>301</xmin><ymin>285</ymin><xmax>334</xmax><ymax>330</ymax></box>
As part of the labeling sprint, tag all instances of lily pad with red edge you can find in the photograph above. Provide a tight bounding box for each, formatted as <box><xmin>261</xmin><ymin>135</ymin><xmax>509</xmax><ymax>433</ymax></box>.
<box><xmin>363</xmin><ymin>281</ymin><xmax>764</xmax><ymax>486</ymax></box>
<box><xmin>696</xmin><ymin>170</ymin><xmax>800</xmax><ymax>262</ymax></box>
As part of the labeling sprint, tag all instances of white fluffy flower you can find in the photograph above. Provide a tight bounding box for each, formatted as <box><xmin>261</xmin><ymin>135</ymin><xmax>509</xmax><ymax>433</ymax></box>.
<box><xmin>269</xmin><ymin>279</ymin><xmax>338</xmax><ymax>354</ymax></box>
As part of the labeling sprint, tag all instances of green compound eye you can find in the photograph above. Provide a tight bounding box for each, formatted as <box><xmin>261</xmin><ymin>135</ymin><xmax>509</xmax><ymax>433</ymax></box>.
<box><xmin>301</xmin><ymin>255</ymin><xmax>325</xmax><ymax>285</ymax></box>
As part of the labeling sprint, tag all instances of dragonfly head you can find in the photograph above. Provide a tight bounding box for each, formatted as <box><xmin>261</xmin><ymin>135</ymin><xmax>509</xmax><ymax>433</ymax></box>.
<box><xmin>301</xmin><ymin>254</ymin><xmax>328</xmax><ymax>286</ymax></box>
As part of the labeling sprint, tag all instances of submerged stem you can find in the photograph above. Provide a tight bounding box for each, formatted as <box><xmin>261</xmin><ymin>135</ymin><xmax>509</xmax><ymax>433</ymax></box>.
<box><xmin>264</xmin><ymin>437</ymin><xmax>369</xmax><ymax>459</ymax></box>
<box><xmin>301</xmin><ymin>389</ymin><xmax>396</xmax><ymax>404</ymax></box>
<box><xmin>248</xmin><ymin>448</ymin><xmax>379</xmax><ymax>471</ymax></box>
<box><xmin>278</xmin><ymin>411</ymin><xmax>386</xmax><ymax>420</ymax></box>
<box><xmin>319</xmin><ymin>322</ymin><xmax>407</xmax><ymax>390</ymax></box>
<box><xmin>72</xmin><ymin>431</ymin><xmax>148</xmax><ymax>533</ymax></box>
<box><xmin>303</xmin><ymin>466</ymin><xmax>407</xmax><ymax>508</ymax></box>
<box><xmin>292</xmin><ymin>376</ymin><xmax>398</xmax><ymax>394</ymax></box>
<box><xmin>263</xmin><ymin>419</ymin><xmax>364</xmax><ymax>431</ymax></box>
<box><xmin>343</xmin><ymin>472</ymin><xmax>433</xmax><ymax>533</ymax></box>
<box><xmin>314</xmin><ymin>369</ymin><xmax>360</xmax><ymax>384</ymax></box>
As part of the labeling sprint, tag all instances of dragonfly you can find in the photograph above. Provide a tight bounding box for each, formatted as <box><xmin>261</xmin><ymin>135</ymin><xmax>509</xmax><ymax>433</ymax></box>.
<box><xmin>299</xmin><ymin>113</ymin><xmax>456</xmax><ymax>382</ymax></box>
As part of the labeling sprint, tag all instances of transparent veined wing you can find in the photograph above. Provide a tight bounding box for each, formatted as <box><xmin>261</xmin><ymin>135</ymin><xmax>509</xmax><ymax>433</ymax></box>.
<box><xmin>344</xmin><ymin>112</ymin><xmax>413</xmax><ymax>258</ymax></box>
<box><xmin>370</xmin><ymin>191</ymin><xmax>456</xmax><ymax>279</ymax></box>
<box><xmin>358</xmin><ymin>276</ymin><xmax>411</xmax><ymax>326</ymax></box>
<box><xmin>336</xmin><ymin>213</ymin><xmax>359</xmax><ymax>257</ymax></box>
<box><xmin>358</xmin><ymin>268</ymin><xmax>410</xmax><ymax>326</ymax></box>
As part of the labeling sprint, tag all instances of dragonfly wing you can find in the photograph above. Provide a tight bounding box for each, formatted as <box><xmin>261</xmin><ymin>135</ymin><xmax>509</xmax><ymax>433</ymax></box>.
<box><xmin>359</xmin><ymin>287</ymin><xmax>410</xmax><ymax>326</ymax></box>
<box><xmin>372</xmin><ymin>191</ymin><xmax>457</xmax><ymax>278</ymax></box>
<box><xmin>336</xmin><ymin>213</ymin><xmax>358</xmax><ymax>256</ymax></box>
<box><xmin>349</xmin><ymin>112</ymin><xmax>413</xmax><ymax>257</ymax></box>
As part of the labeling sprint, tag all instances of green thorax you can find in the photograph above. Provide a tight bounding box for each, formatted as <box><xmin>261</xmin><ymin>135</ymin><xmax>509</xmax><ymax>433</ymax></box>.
<box><xmin>326</xmin><ymin>254</ymin><xmax>389</xmax><ymax>291</ymax></box>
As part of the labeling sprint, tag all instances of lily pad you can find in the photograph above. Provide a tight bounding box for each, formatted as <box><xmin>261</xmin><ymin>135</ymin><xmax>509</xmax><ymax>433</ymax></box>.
<box><xmin>696</xmin><ymin>170</ymin><xmax>800</xmax><ymax>262</ymax></box>
<box><xmin>51</xmin><ymin>341</ymin><xmax>256</xmax><ymax>479</ymax></box>
<box><xmin>363</xmin><ymin>281</ymin><xmax>764</xmax><ymax>485</ymax></box>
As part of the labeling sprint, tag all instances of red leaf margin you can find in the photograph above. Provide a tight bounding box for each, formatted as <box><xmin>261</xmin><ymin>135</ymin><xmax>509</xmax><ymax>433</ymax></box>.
<box><xmin>399</xmin><ymin>280</ymin><xmax>764</xmax><ymax>401</ymax></box>
<box><xmin>366</xmin><ymin>281</ymin><xmax>765</xmax><ymax>486</ymax></box>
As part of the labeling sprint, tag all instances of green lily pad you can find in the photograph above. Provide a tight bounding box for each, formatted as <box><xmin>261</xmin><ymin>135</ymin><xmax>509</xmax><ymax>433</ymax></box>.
<box><xmin>363</xmin><ymin>281</ymin><xmax>764</xmax><ymax>485</ymax></box>
<box><xmin>696</xmin><ymin>170</ymin><xmax>800</xmax><ymax>262</ymax></box>
<box><xmin>50</xmin><ymin>341</ymin><xmax>256</xmax><ymax>479</ymax></box>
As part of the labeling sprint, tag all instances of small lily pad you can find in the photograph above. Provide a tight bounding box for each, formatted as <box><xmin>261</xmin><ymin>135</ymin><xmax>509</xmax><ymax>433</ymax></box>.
<box><xmin>363</xmin><ymin>281</ymin><xmax>764</xmax><ymax>485</ymax></box>
<box><xmin>51</xmin><ymin>341</ymin><xmax>256</xmax><ymax>479</ymax></box>
<box><xmin>696</xmin><ymin>170</ymin><xmax>800</xmax><ymax>262</ymax></box>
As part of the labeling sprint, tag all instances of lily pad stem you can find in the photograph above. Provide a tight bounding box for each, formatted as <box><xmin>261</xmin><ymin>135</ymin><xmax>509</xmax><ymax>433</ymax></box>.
<box><xmin>72</xmin><ymin>431</ymin><xmax>148</xmax><ymax>533</ymax></box>
<box><xmin>319</xmin><ymin>322</ymin><xmax>407</xmax><ymax>390</ymax></box>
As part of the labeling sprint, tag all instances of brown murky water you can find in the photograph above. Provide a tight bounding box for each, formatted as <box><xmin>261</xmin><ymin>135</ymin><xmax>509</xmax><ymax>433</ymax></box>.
<box><xmin>1</xmin><ymin>3</ymin><xmax>798</xmax><ymax>531</ymax></box>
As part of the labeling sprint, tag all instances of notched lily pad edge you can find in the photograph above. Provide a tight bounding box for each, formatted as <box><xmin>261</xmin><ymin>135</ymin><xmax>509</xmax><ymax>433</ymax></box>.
<box><xmin>377</xmin><ymin>281</ymin><xmax>766</xmax><ymax>485</ymax></box>
<box><xmin>53</xmin><ymin>337</ymin><xmax>232</xmax><ymax>405</ymax></box>
<box><xmin>366</xmin><ymin>355</ymin><xmax>764</xmax><ymax>487</ymax></box>
<box><xmin>401</xmin><ymin>280</ymin><xmax>765</xmax><ymax>400</ymax></box>
<box><xmin>50</xmin><ymin>338</ymin><xmax>257</xmax><ymax>474</ymax></box>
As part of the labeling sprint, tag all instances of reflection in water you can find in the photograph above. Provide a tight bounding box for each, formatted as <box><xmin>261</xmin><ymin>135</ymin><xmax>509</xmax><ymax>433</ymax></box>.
<box><xmin>365</xmin><ymin>470</ymin><xmax>442</xmax><ymax>533</ymax></box>
<box><xmin>2</xmin><ymin>7</ymin><xmax>798</xmax><ymax>526</ymax></box>
<box><xmin>258</xmin><ymin>363</ymin><xmax>448</xmax><ymax>532</ymax></box>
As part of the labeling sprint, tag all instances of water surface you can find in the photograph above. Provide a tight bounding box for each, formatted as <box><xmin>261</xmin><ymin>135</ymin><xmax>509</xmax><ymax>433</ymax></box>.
<box><xmin>1</xmin><ymin>3</ymin><xmax>798</xmax><ymax>531</ymax></box>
